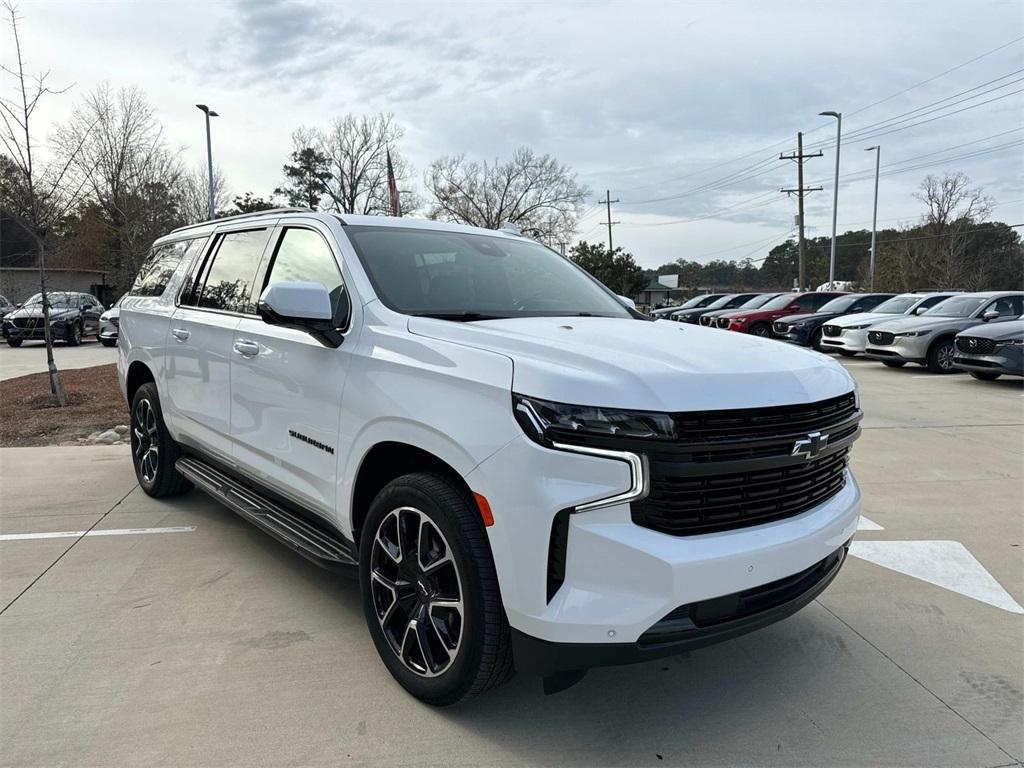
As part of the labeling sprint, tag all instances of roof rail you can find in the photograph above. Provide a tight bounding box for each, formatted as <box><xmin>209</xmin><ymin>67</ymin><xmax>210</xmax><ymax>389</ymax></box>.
<box><xmin>169</xmin><ymin>207</ymin><xmax>315</xmax><ymax>234</ymax></box>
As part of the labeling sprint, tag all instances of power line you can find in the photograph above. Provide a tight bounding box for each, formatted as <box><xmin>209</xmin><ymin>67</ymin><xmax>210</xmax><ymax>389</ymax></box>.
<box><xmin>779</xmin><ymin>132</ymin><xmax>824</xmax><ymax>289</ymax></box>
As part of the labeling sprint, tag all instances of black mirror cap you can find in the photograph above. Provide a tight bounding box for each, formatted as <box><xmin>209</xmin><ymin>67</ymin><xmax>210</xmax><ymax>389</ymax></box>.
<box><xmin>257</xmin><ymin>293</ymin><xmax>347</xmax><ymax>349</ymax></box>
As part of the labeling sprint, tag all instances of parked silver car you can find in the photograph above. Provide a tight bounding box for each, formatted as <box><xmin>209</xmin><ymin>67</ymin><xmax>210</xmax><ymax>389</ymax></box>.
<box><xmin>864</xmin><ymin>291</ymin><xmax>1024</xmax><ymax>373</ymax></box>
<box><xmin>820</xmin><ymin>292</ymin><xmax>958</xmax><ymax>355</ymax></box>
<box><xmin>98</xmin><ymin>295</ymin><xmax>125</xmax><ymax>347</ymax></box>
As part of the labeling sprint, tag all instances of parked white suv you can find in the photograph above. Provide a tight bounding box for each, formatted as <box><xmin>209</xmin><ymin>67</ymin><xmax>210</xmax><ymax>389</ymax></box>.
<box><xmin>118</xmin><ymin>209</ymin><xmax>863</xmax><ymax>704</ymax></box>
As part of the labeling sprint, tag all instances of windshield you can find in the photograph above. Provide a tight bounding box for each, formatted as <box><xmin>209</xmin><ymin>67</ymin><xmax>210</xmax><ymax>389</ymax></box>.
<box><xmin>346</xmin><ymin>226</ymin><xmax>633</xmax><ymax>320</ymax></box>
<box><xmin>818</xmin><ymin>295</ymin><xmax>862</xmax><ymax>313</ymax></box>
<box><xmin>760</xmin><ymin>293</ymin><xmax>799</xmax><ymax>311</ymax></box>
<box><xmin>738</xmin><ymin>293</ymin><xmax>778</xmax><ymax>309</ymax></box>
<box><xmin>704</xmin><ymin>294</ymin><xmax>739</xmax><ymax>310</ymax></box>
<box><xmin>871</xmin><ymin>295</ymin><xmax>919</xmax><ymax>314</ymax></box>
<box><xmin>24</xmin><ymin>292</ymin><xmax>75</xmax><ymax>308</ymax></box>
<box><xmin>924</xmin><ymin>295</ymin><xmax>987</xmax><ymax>318</ymax></box>
<box><xmin>678</xmin><ymin>294</ymin><xmax>711</xmax><ymax>309</ymax></box>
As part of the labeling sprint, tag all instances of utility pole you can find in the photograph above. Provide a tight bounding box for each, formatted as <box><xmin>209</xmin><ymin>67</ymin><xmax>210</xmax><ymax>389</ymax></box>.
<box><xmin>779</xmin><ymin>132</ymin><xmax>822</xmax><ymax>291</ymax></box>
<box><xmin>598</xmin><ymin>189</ymin><xmax>620</xmax><ymax>253</ymax></box>
<box><xmin>820</xmin><ymin>111</ymin><xmax>842</xmax><ymax>289</ymax></box>
<box><xmin>865</xmin><ymin>145</ymin><xmax>881</xmax><ymax>292</ymax></box>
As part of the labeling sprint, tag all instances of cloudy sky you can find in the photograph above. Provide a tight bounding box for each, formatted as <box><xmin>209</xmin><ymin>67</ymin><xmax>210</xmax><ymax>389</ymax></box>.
<box><xmin>12</xmin><ymin>0</ymin><xmax>1024</xmax><ymax>268</ymax></box>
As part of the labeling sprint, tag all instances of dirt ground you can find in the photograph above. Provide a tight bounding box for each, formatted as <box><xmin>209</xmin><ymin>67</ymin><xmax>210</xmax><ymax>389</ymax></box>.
<box><xmin>0</xmin><ymin>364</ymin><xmax>126</xmax><ymax>447</ymax></box>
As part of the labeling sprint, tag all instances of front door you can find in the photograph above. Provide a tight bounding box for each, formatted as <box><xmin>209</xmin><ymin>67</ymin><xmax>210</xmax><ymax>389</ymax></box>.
<box><xmin>229</xmin><ymin>223</ymin><xmax>353</xmax><ymax>519</ymax></box>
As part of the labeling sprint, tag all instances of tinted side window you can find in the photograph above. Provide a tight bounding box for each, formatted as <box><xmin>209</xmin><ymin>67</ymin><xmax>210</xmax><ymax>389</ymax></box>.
<box><xmin>919</xmin><ymin>295</ymin><xmax>947</xmax><ymax>309</ymax></box>
<box><xmin>984</xmin><ymin>296</ymin><xmax>1022</xmax><ymax>318</ymax></box>
<box><xmin>853</xmin><ymin>295</ymin><xmax>885</xmax><ymax>312</ymax></box>
<box><xmin>196</xmin><ymin>230</ymin><xmax>268</xmax><ymax>314</ymax></box>
<box><xmin>133</xmin><ymin>241</ymin><xmax>191</xmax><ymax>297</ymax></box>
<box><xmin>264</xmin><ymin>228</ymin><xmax>346</xmax><ymax>318</ymax></box>
<box><xmin>794</xmin><ymin>294</ymin><xmax>817</xmax><ymax>311</ymax></box>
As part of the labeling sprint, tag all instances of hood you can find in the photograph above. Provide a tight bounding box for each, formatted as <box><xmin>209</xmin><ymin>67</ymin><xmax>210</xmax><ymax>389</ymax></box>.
<box><xmin>776</xmin><ymin>312</ymin><xmax>822</xmax><ymax>325</ymax></box>
<box><xmin>958</xmin><ymin>319</ymin><xmax>1024</xmax><ymax>340</ymax></box>
<box><xmin>828</xmin><ymin>311</ymin><xmax>898</xmax><ymax>328</ymax></box>
<box><xmin>5</xmin><ymin>305</ymin><xmax>77</xmax><ymax>321</ymax></box>
<box><xmin>408</xmin><ymin>316</ymin><xmax>854</xmax><ymax>412</ymax></box>
<box><xmin>100</xmin><ymin>307</ymin><xmax>120</xmax><ymax>321</ymax></box>
<box><xmin>869</xmin><ymin>314</ymin><xmax>981</xmax><ymax>333</ymax></box>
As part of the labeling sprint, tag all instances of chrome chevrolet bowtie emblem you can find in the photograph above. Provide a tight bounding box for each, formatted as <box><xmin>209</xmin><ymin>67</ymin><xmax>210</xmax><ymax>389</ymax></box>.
<box><xmin>792</xmin><ymin>431</ymin><xmax>829</xmax><ymax>460</ymax></box>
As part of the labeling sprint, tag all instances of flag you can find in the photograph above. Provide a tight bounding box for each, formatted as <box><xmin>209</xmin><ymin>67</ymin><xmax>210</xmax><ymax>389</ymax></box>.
<box><xmin>386</xmin><ymin>148</ymin><xmax>402</xmax><ymax>217</ymax></box>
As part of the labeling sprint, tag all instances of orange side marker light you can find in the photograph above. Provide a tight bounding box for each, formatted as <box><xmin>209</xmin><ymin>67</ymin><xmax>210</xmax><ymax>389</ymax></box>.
<box><xmin>473</xmin><ymin>492</ymin><xmax>495</xmax><ymax>527</ymax></box>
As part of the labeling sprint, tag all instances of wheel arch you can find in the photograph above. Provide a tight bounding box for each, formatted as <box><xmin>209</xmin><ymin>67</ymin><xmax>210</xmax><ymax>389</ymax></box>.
<box><xmin>125</xmin><ymin>360</ymin><xmax>156</xmax><ymax>405</ymax></box>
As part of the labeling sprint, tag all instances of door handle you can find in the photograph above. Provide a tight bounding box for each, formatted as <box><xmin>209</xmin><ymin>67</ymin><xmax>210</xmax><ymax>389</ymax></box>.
<box><xmin>233</xmin><ymin>339</ymin><xmax>260</xmax><ymax>358</ymax></box>
<box><xmin>171</xmin><ymin>328</ymin><xmax>190</xmax><ymax>342</ymax></box>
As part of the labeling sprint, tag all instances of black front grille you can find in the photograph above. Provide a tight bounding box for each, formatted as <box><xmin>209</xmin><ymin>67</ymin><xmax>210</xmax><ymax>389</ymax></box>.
<box><xmin>716</xmin><ymin>317</ymin><xmax>730</xmax><ymax>328</ymax></box>
<box><xmin>868</xmin><ymin>330</ymin><xmax>895</xmax><ymax>345</ymax></box>
<box><xmin>956</xmin><ymin>336</ymin><xmax>996</xmax><ymax>354</ymax></box>
<box><xmin>699</xmin><ymin>316</ymin><xmax>713</xmax><ymax>326</ymax></box>
<box><xmin>823</xmin><ymin>324</ymin><xmax>841</xmax><ymax>337</ymax></box>
<box><xmin>773</xmin><ymin>322</ymin><xmax>788</xmax><ymax>334</ymax></box>
<box><xmin>11</xmin><ymin>318</ymin><xmax>39</xmax><ymax>329</ymax></box>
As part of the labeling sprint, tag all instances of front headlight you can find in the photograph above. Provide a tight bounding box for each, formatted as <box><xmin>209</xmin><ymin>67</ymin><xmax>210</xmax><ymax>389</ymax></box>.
<box><xmin>895</xmin><ymin>330</ymin><xmax>932</xmax><ymax>337</ymax></box>
<box><xmin>1001</xmin><ymin>338</ymin><xmax>1024</xmax><ymax>346</ymax></box>
<box><xmin>513</xmin><ymin>394</ymin><xmax>676</xmax><ymax>445</ymax></box>
<box><xmin>846</xmin><ymin>323</ymin><xmax>872</xmax><ymax>330</ymax></box>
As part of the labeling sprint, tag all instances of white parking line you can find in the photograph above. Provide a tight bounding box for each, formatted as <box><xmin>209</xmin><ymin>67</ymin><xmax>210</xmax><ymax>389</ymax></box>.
<box><xmin>0</xmin><ymin>526</ymin><xmax>196</xmax><ymax>542</ymax></box>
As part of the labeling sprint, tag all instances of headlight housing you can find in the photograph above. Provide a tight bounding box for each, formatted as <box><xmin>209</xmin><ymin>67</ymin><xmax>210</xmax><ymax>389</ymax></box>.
<box><xmin>846</xmin><ymin>323</ymin><xmax>872</xmax><ymax>330</ymax></box>
<box><xmin>513</xmin><ymin>394</ymin><xmax>676</xmax><ymax>445</ymax></box>
<box><xmin>895</xmin><ymin>330</ymin><xmax>932</xmax><ymax>337</ymax></box>
<box><xmin>1001</xmin><ymin>338</ymin><xmax>1024</xmax><ymax>346</ymax></box>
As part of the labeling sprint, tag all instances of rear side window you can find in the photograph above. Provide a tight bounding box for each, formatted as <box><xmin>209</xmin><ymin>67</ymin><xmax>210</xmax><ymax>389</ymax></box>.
<box><xmin>264</xmin><ymin>228</ymin><xmax>346</xmax><ymax>319</ymax></box>
<box><xmin>133</xmin><ymin>241</ymin><xmax>191</xmax><ymax>297</ymax></box>
<box><xmin>194</xmin><ymin>230</ymin><xmax>269</xmax><ymax>314</ymax></box>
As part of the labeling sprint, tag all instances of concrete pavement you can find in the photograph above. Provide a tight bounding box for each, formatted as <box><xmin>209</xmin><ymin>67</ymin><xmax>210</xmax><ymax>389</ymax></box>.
<box><xmin>0</xmin><ymin>338</ymin><xmax>116</xmax><ymax>381</ymax></box>
<box><xmin>0</xmin><ymin>361</ymin><xmax>1021</xmax><ymax>767</ymax></box>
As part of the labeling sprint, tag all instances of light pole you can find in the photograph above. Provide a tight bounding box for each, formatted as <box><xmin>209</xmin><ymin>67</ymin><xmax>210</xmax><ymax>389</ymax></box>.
<box><xmin>865</xmin><ymin>145</ymin><xmax>881</xmax><ymax>292</ymax></box>
<box><xmin>820</xmin><ymin>111</ymin><xmax>842</xmax><ymax>289</ymax></box>
<box><xmin>196</xmin><ymin>104</ymin><xmax>219</xmax><ymax>220</ymax></box>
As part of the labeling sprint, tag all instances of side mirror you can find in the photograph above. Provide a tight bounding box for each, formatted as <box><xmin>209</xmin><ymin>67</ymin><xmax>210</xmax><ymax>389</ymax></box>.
<box><xmin>981</xmin><ymin>310</ymin><xmax>1000</xmax><ymax>321</ymax></box>
<box><xmin>617</xmin><ymin>295</ymin><xmax>637</xmax><ymax>310</ymax></box>
<box><xmin>915</xmin><ymin>306</ymin><xmax>929</xmax><ymax>315</ymax></box>
<box><xmin>16</xmin><ymin>303</ymin><xmax>22</xmax><ymax>308</ymax></box>
<box><xmin>788</xmin><ymin>304</ymin><xmax>800</xmax><ymax>311</ymax></box>
<box><xmin>258</xmin><ymin>282</ymin><xmax>346</xmax><ymax>348</ymax></box>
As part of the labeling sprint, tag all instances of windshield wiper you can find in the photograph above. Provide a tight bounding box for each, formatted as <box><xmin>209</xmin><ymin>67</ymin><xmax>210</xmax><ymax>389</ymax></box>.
<box><xmin>411</xmin><ymin>312</ymin><xmax>505</xmax><ymax>322</ymax></box>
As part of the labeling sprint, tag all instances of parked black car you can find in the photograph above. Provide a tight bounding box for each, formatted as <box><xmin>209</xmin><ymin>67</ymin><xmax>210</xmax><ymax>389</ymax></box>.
<box><xmin>699</xmin><ymin>292</ymin><xmax>785</xmax><ymax>327</ymax></box>
<box><xmin>772</xmin><ymin>293</ymin><xmax>895</xmax><ymax>351</ymax></box>
<box><xmin>671</xmin><ymin>292</ymin><xmax>763</xmax><ymax>324</ymax></box>
<box><xmin>2</xmin><ymin>291</ymin><xmax>103</xmax><ymax>347</ymax></box>
<box><xmin>665</xmin><ymin>293</ymin><xmax>726</xmax><ymax>321</ymax></box>
<box><xmin>953</xmin><ymin>318</ymin><xmax>1024</xmax><ymax>380</ymax></box>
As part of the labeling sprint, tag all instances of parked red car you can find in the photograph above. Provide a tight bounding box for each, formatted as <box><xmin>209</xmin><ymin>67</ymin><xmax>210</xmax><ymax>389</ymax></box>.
<box><xmin>717</xmin><ymin>291</ymin><xmax>847</xmax><ymax>336</ymax></box>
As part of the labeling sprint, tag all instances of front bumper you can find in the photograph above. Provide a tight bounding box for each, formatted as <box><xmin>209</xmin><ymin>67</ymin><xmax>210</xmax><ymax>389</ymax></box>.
<box><xmin>864</xmin><ymin>335</ymin><xmax>930</xmax><ymax>363</ymax></box>
<box><xmin>98</xmin><ymin>319</ymin><xmax>119</xmax><ymax>340</ymax></box>
<box><xmin>3</xmin><ymin>321</ymin><xmax>72</xmax><ymax>341</ymax></box>
<box><xmin>512</xmin><ymin>541</ymin><xmax>849</xmax><ymax>675</ymax></box>
<box><xmin>821</xmin><ymin>328</ymin><xmax>869</xmax><ymax>353</ymax></box>
<box><xmin>953</xmin><ymin>345</ymin><xmax>1024</xmax><ymax>376</ymax></box>
<box><xmin>466</xmin><ymin>435</ymin><xmax>861</xmax><ymax>648</ymax></box>
<box><xmin>774</xmin><ymin>325</ymin><xmax>814</xmax><ymax>346</ymax></box>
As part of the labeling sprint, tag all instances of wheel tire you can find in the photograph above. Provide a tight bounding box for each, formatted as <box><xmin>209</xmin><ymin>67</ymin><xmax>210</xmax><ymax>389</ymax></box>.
<box><xmin>359</xmin><ymin>472</ymin><xmax>514</xmax><ymax>706</ymax></box>
<box><xmin>749</xmin><ymin>323</ymin><xmax>771</xmax><ymax>337</ymax></box>
<box><xmin>969</xmin><ymin>371</ymin><xmax>1001</xmax><ymax>381</ymax></box>
<box><xmin>882</xmin><ymin>360</ymin><xmax>906</xmax><ymax>368</ymax></box>
<box><xmin>838</xmin><ymin>350</ymin><xmax>857</xmax><ymax>357</ymax></box>
<box><xmin>129</xmin><ymin>382</ymin><xmax>192</xmax><ymax>498</ymax></box>
<box><xmin>926</xmin><ymin>339</ymin><xmax>956</xmax><ymax>374</ymax></box>
<box><xmin>810</xmin><ymin>328</ymin><xmax>825</xmax><ymax>351</ymax></box>
<box><xmin>6</xmin><ymin>339</ymin><xmax>22</xmax><ymax>348</ymax></box>
<box><xmin>100</xmin><ymin>337</ymin><xmax>117</xmax><ymax>347</ymax></box>
<box><xmin>65</xmin><ymin>322</ymin><xmax>82</xmax><ymax>346</ymax></box>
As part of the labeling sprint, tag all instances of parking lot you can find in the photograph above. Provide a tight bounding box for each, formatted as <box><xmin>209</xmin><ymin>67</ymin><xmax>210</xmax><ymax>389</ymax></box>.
<box><xmin>1</xmin><ymin>359</ymin><xmax>1021</xmax><ymax>767</ymax></box>
<box><xmin>0</xmin><ymin>338</ymin><xmax>116</xmax><ymax>381</ymax></box>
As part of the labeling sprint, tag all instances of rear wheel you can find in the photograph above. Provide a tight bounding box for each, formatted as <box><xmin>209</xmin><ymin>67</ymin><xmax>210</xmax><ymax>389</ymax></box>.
<box><xmin>749</xmin><ymin>322</ymin><xmax>771</xmax><ymax>337</ymax></box>
<box><xmin>360</xmin><ymin>472</ymin><xmax>513</xmax><ymax>705</ymax></box>
<box><xmin>927</xmin><ymin>339</ymin><xmax>957</xmax><ymax>374</ymax></box>
<box><xmin>882</xmin><ymin>360</ymin><xmax>906</xmax><ymax>368</ymax></box>
<box><xmin>130</xmin><ymin>382</ymin><xmax>192</xmax><ymax>497</ymax></box>
<box><xmin>969</xmin><ymin>371</ymin><xmax>1001</xmax><ymax>381</ymax></box>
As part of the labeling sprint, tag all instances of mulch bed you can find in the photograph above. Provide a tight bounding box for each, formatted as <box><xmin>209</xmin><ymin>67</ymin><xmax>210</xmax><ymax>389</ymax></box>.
<box><xmin>0</xmin><ymin>364</ymin><xmax>128</xmax><ymax>447</ymax></box>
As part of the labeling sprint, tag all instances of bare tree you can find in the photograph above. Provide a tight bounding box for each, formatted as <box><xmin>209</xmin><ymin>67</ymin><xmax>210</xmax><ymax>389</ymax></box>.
<box><xmin>311</xmin><ymin>113</ymin><xmax>418</xmax><ymax>215</ymax></box>
<box><xmin>425</xmin><ymin>147</ymin><xmax>588</xmax><ymax>243</ymax></box>
<box><xmin>177</xmin><ymin>163</ymin><xmax>230</xmax><ymax>223</ymax></box>
<box><xmin>55</xmin><ymin>84</ymin><xmax>185</xmax><ymax>290</ymax></box>
<box><xmin>913</xmin><ymin>172</ymin><xmax>993</xmax><ymax>289</ymax></box>
<box><xmin>0</xmin><ymin>1</ymin><xmax>92</xmax><ymax>405</ymax></box>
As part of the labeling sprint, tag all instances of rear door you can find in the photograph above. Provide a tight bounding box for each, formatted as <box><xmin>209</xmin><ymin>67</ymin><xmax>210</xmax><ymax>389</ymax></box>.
<box><xmin>80</xmin><ymin>294</ymin><xmax>103</xmax><ymax>335</ymax></box>
<box><xmin>229</xmin><ymin>222</ymin><xmax>353</xmax><ymax>517</ymax></box>
<box><xmin>163</xmin><ymin>226</ymin><xmax>272</xmax><ymax>462</ymax></box>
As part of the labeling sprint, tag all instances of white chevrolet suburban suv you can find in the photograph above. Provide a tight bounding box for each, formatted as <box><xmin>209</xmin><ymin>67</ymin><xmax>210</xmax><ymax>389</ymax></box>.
<box><xmin>118</xmin><ymin>209</ymin><xmax>862</xmax><ymax>704</ymax></box>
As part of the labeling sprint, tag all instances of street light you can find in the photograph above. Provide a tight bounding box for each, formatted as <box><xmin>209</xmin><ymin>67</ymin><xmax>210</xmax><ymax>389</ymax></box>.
<box><xmin>819</xmin><ymin>110</ymin><xmax>842</xmax><ymax>290</ymax></box>
<box><xmin>865</xmin><ymin>145</ymin><xmax>881</xmax><ymax>292</ymax></box>
<box><xmin>196</xmin><ymin>104</ymin><xmax>219</xmax><ymax>220</ymax></box>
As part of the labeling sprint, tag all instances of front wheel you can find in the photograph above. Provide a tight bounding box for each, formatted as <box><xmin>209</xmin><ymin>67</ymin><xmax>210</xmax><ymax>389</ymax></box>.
<box><xmin>6</xmin><ymin>338</ymin><xmax>22</xmax><ymax>348</ymax></box>
<box><xmin>838</xmin><ymin>350</ymin><xmax>857</xmax><ymax>357</ymax></box>
<box><xmin>100</xmin><ymin>337</ymin><xmax>117</xmax><ymax>347</ymax></box>
<box><xmin>882</xmin><ymin>360</ymin><xmax>906</xmax><ymax>368</ymax></box>
<box><xmin>130</xmin><ymin>382</ymin><xmax>192</xmax><ymax>497</ymax></box>
<box><xmin>360</xmin><ymin>472</ymin><xmax>513</xmax><ymax>705</ymax></box>
<box><xmin>969</xmin><ymin>371</ymin><xmax>1001</xmax><ymax>381</ymax></box>
<box><xmin>927</xmin><ymin>339</ymin><xmax>957</xmax><ymax>374</ymax></box>
<box><xmin>65</xmin><ymin>322</ymin><xmax>82</xmax><ymax>346</ymax></box>
<box><xmin>749</xmin><ymin>323</ymin><xmax>771</xmax><ymax>337</ymax></box>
